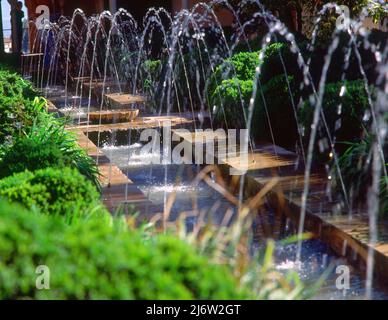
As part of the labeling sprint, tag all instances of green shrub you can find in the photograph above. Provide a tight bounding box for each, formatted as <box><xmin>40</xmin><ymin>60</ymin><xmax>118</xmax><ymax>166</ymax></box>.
<box><xmin>208</xmin><ymin>43</ymin><xmax>300</xmax><ymax>94</ymax></box>
<box><xmin>219</xmin><ymin>51</ymin><xmax>260</xmax><ymax>81</ymax></box>
<box><xmin>212</xmin><ymin>78</ymin><xmax>253</xmax><ymax>129</ymax></box>
<box><xmin>0</xmin><ymin>138</ymin><xmax>72</xmax><ymax>179</ymax></box>
<box><xmin>142</xmin><ymin>59</ymin><xmax>162</xmax><ymax>91</ymax></box>
<box><xmin>24</xmin><ymin>113</ymin><xmax>100</xmax><ymax>189</ymax></box>
<box><xmin>207</xmin><ymin>51</ymin><xmax>260</xmax><ymax>100</ymax></box>
<box><xmin>0</xmin><ymin>95</ymin><xmax>46</xmax><ymax>145</ymax></box>
<box><xmin>334</xmin><ymin>136</ymin><xmax>388</xmax><ymax>218</ymax></box>
<box><xmin>0</xmin><ymin>68</ymin><xmax>99</xmax><ymax>188</ymax></box>
<box><xmin>208</xmin><ymin>51</ymin><xmax>260</xmax><ymax>128</ymax></box>
<box><xmin>211</xmin><ymin>74</ymin><xmax>299</xmax><ymax>149</ymax></box>
<box><xmin>0</xmin><ymin>69</ymin><xmax>36</xmax><ymax>100</ymax></box>
<box><xmin>208</xmin><ymin>43</ymin><xmax>303</xmax><ymax>135</ymax></box>
<box><xmin>259</xmin><ymin>42</ymin><xmax>303</xmax><ymax>86</ymax></box>
<box><xmin>0</xmin><ymin>200</ymin><xmax>250</xmax><ymax>299</ymax></box>
<box><xmin>299</xmin><ymin>80</ymin><xmax>372</xmax><ymax>158</ymax></box>
<box><xmin>336</xmin><ymin>137</ymin><xmax>372</xmax><ymax>194</ymax></box>
<box><xmin>0</xmin><ymin>167</ymin><xmax>100</xmax><ymax>216</ymax></box>
<box><xmin>0</xmin><ymin>70</ymin><xmax>44</xmax><ymax>144</ymax></box>
<box><xmin>141</xmin><ymin>59</ymin><xmax>162</xmax><ymax>110</ymax></box>
<box><xmin>251</xmin><ymin>75</ymin><xmax>299</xmax><ymax>148</ymax></box>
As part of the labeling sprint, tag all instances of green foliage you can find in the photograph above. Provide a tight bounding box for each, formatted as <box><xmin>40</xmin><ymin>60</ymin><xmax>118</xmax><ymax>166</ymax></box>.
<box><xmin>322</xmin><ymin>0</ymin><xmax>387</xmax><ymax>21</ymax></box>
<box><xmin>259</xmin><ymin>42</ymin><xmax>302</xmax><ymax>85</ymax></box>
<box><xmin>211</xmin><ymin>74</ymin><xmax>299</xmax><ymax>149</ymax></box>
<box><xmin>212</xmin><ymin>78</ymin><xmax>253</xmax><ymax>128</ymax></box>
<box><xmin>299</xmin><ymin>80</ymin><xmax>372</xmax><ymax>157</ymax></box>
<box><xmin>365</xmin><ymin>0</ymin><xmax>388</xmax><ymax>23</ymax></box>
<box><xmin>228</xmin><ymin>0</ymin><xmax>387</xmax><ymax>22</ymax></box>
<box><xmin>141</xmin><ymin>59</ymin><xmax>163</xmax><ymax>111</ymax></box>
<box><xmin>143</xmin><ymin>60</ymin><xmax>162</xmax><ymax>76</ymax></box>
<box><xmin>221</xmin><ymin>51</ymin><xmax>261</xmax><ymax>81</ymax></box>
<box><xmin>24</xmin><ymin>113</ymin><xmax>101</xmax><ymax>189</ymax></box>
<box><xmin>335</xmin><ymin>136</ymin><xmax>372</xmax><ymax>201</ymax></box>
<box><xmin>0</xmin><ymin>69</ymin><xmax>46</xmax><ymax>144</ymax></box>
<box><xmin>334</xmin><ymin>135</ymin><xmax>388</xmax><ymax>218</ymax></box>
<box><xmin>207</xmin><ymin>51</ymin><xmax>260</xmax><ymax>100</ymax></box>
<box><xmin>142</xmin><ymin>59</ymin><xmax>162</xmax><ymax>92</ymax></box>
<box><xmin>208</xmin><ymin>42</ymin><xmax>303</xmax><ymax>131</ymax></box>
<box><xmin>309</xmin><ymin>1</ymin><xmax>387</xmax><ymax>44</ymax></box>
<box><xmin>207</xmin><ymin>50</ymin><xmax>262</xmax><ymax>128</ymax></box>
<box><xmin>0</xmin><ymin>167</ymin><xmax>100</xmax><ymax>217</ymax></box>
<box><xmin>0</xmin><ymin>69</ymin><xmax>36</xmax><ymax>100</ymax></box>
<box><xmin>252</xmin><ymin>75</ymin><xmax>299</xmax><ymax>148</ymax></box>
<box><xmin>0</xmin><ymin>200</ymin><xmax>250</xmax><ymax>299</ymax></box>
<box><xmin>209</xmin><ymin>43</ymin><xmax>302</xmax><ymax>147</ymax></box>
<box><xmin>0</xmin><ymin>138</ymin><xmax>72</xmax><ymax>179</ymax></box>
<box><xmin>0</xmin><ymin>67</ymin><xmax>100</xmax><ymax>188</ymax></box>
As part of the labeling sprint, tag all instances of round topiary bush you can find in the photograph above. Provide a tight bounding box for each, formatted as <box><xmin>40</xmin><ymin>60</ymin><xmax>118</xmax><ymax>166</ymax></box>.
<box><xmin>0</xmin><ymin>167</ymin><xmax>100</xmax><ymax>216</ymax></box>
<box><xmin>0</xmin><ymin>200</ymin><xmax>250</xmax><ymax>299</ymax></box>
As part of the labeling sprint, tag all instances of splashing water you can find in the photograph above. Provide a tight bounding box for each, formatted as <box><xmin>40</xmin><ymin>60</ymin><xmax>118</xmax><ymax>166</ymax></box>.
<box><xmin>27</xmin><ymin>1</ymin><xmax>388</xmax><ymax>299</ymax></box>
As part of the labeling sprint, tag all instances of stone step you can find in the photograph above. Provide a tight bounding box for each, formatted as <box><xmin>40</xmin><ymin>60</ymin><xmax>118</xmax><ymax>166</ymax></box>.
<box><xmin>105</xmin><ymin>93</ymin><xmax>147</xmax><ymax>109</ymax></box>
<box><xmin>87</xmin><ymin>109</ymin><xmax>140</xmax><ymax>123</ymax></box>
<box><xmin>66</xmin><ymin>115</ymin><xmax>193</xmax><ymax>133</ymax></box>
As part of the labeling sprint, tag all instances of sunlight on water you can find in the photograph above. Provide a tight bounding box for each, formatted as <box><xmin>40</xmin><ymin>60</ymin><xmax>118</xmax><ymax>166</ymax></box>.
<box><xmin>28</xmin><ymin>0</ymin><xmax>388</xmax><ymax>300</ymax></box>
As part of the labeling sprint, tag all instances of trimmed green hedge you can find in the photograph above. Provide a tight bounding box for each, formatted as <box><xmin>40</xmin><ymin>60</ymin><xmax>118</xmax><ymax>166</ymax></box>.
<box><xmin>299</xmin><ymin>80</ymin><xmax>371</xmax><ymax>158</ymax></box>
<box><xmin>215</xmin><ymin>51</ymin><xmax>260</xmax><ymax>82</ymax></box>
<box><xmin>208</xmin><ymin>43</ymin><xmax>303</xmax><ymax>147</ymax></box>
<box><xmin>209</xmin><ymin>42</ymin><xmax>298</xmax><ymax>89</ymax></box>
<box><xmin>259</xmin><ymin>42</ymin><xmax>302</xmax><ymax>86</ymax></box>
<box><xmin>251</xmin><ymin>75</ymin><xmax>299</xmax><ymax>148</ymax></box>
<box><xmin>0</xmin><ymin>200</ymin><xmax>250</xmax><ymax>299</ymax></box>
<box><xmin>212</xmin><ymin>78</ymin><xmax>253</xmax><ymax>129</ymax></box>
<box><xmin>207</xmin><ymin>51</ymin><xmax>259</xmax><ymax>102</ymax></box>
<box><xmin>0</xmin><ymin>168</ymin><xmax>100</xmax><ymax>216</ymax></box>
<box><xmin>211</xmin><ymin>74</ymin><xmax>299</xmax><ymax>148</ymax></box>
